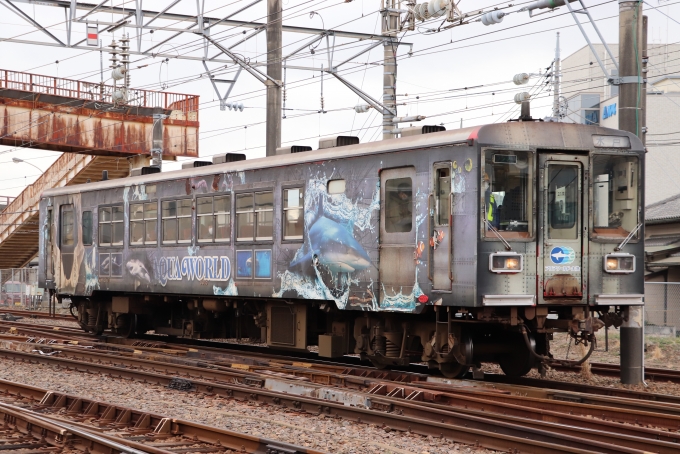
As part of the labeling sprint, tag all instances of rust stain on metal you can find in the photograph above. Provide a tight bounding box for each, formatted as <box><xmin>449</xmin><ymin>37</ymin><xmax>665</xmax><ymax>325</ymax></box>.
<box><xmin>0</xmin><ymin>68</ymin><xmax>199</xmax><ymax>157</ymax></box>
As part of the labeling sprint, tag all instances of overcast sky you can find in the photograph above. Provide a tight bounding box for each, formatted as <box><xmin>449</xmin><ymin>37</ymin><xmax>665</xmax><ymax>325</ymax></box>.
<box><xmin>0</xmin><ymin>0</ymin><xmax>678</xmax><ymax>197</ymax></box>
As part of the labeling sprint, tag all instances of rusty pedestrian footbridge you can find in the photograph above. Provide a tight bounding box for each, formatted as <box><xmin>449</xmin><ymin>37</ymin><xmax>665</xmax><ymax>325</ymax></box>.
<box><xmin>0</xmin><ymin>69</ymin><xmax>200</xmax><ymax>269</ymax></box>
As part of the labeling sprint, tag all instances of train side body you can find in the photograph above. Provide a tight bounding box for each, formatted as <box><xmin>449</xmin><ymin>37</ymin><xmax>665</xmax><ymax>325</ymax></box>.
<box><xmin>37</xmin><ymin>121</ymin><xmax>645</xmax><ymax>376</ymax></box>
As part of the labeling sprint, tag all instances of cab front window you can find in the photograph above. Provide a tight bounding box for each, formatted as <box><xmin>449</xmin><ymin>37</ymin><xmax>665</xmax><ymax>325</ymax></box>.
<box><xmin>592</xmin><ymin>155</ymin><xmax>639</xmax><ymax>240</ymax></box>
<box><xmin>483</xmin><ymin>150</ymin><xmax>533</xmax><ymax>239</ymax></box>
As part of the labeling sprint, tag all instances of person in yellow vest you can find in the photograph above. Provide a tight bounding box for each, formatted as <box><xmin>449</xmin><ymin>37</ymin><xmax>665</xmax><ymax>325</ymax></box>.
<box><xmin>483</xmin><ymin>172</ymin><xmax>499</xmax><ymax>229</ymax></box>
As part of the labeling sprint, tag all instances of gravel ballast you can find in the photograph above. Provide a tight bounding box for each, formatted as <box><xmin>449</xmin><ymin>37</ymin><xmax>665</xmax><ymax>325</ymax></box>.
<box><xmin>0</xmin><ymin>357</ymin><xmax>494</xmax><ymax>454</ymax></box>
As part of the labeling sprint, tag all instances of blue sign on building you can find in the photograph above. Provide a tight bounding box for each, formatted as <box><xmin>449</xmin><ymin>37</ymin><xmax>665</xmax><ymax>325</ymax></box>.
<box><xmin>603</xmin><ymin>103</ymin><xmax>617</xmax><ymax>119</ymax></box>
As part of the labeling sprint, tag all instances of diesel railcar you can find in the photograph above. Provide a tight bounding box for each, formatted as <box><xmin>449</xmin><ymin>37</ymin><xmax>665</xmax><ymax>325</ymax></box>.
<box><xmin>38</xmin><ymin>121</ymin><xmax>645</xmax><ymax>377</ymax></box>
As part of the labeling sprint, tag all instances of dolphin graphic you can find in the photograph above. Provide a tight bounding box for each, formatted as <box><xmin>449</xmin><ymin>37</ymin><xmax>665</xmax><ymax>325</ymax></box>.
<box><xmin>291</xmin><ymin>216</ymin><xmax>371</xmax><ymax>273</ymax></box>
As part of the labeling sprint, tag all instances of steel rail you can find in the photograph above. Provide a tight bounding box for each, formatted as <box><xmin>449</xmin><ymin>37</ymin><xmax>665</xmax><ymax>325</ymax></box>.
<box><xmin>0</xmin><ymin>308</ymin><xmax>75</xmax><ymax>321</ymax></box>
<box><xmin>6</xmin><ymin>317</ymin><xmax>680</xmax><ymax>413</ymax></box>
<box><xmin>0</xmin><ymin>401</ymin><xmax>151</xmax><ymax>453</ymax></box>
<box><xmin>5</xmin><ymin>346</ymin><xmax>678</xmax><ymax>453</ymax></box>
<box><xmin>0</xmin><ymin>377</ymin><xmax>324</xmax><ymax>454</ymax></box>
<box><xmin>0</xmin><ymin>350</ymin><xmax>643</xmax><ymax>453</ymax></box>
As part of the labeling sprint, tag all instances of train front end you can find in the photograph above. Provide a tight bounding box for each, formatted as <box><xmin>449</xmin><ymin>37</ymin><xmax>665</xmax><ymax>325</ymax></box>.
<box><xmin>472</xmin><ymin>123</ymin><xmax>644</xmax><ymax>374</ymax></box>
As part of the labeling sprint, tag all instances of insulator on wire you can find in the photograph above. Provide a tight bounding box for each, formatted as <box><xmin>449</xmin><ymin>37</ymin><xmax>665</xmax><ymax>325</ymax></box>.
<box><xmin>111</xmin><ymin>67</ymin><xmax>127</xmax><ymax>81</ymax></box>
<box><xmin>514</xmin><ymin>92</ymin><xmax>531</xmax><ymax>104</ymax></box>
<box><xmin>226</xmin><ymin>102</ymin><xmax>244</xmax><ymax>111</ymax></box>
<box><xmin>513</xmin><ymin>73</ymin><xmax>530</xmax><ymax>85</ymax></box>
<box><xmin>481</xmin><ymin>10</ymin><xmax>505</xmax><ymax>26</ymax></box>
<box><xmin>427</xmin><ymin>0</ymin><xmax>449</xmax><ymax>18</ymax></box>
<box><xmin>354</xmin><ymin>104</ymin><xmax>371</xmax><ymax>113</ymax></box>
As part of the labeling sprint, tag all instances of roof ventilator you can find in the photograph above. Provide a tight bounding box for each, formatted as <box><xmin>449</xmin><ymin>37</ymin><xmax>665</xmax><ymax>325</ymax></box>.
<box><xmin>318</xmin><ymin>136</ymin><xmax>360</xmax><ymax>150</ymax></box>
<box><xmin>131</xmin><ymin>167</ymin><xmax>161</xmax><ymax>176</ymax></box>
<box><xmin>213</xmin><ymin>153</ymin><xmax>246</xmax><ymax>164</ymax></box>
<box><xmin>276</xmin><ymin>145</ymin><xmax>313</xmax><ymax>155</ymax></box>
<box><xmin>181</xmin><ymin>161</ymin><xmax>213</xmax><ymax>169</ymax></box>
<box><xmin>401</xmin><ymin>125</ymin><xmax>446</xmax><ymax>137</ymax></box>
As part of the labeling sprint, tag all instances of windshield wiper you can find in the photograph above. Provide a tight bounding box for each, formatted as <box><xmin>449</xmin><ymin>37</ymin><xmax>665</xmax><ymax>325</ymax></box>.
<box><xmin>484</xmin><ymin>218</ymin><xmax>512</xmax><ymax>251</ymax></box>
<box><xmin>615</xmin><ymin>222</ymin><xmax>642</xmax><ymax>251</ymax></box>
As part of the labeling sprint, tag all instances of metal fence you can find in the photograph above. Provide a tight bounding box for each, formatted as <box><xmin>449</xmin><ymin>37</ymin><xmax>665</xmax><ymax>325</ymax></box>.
<box><xmin>0</xmin><ymin>268</ymin><xmax>44</xmax><ymax>310</ymax></box>
<box><xmin>0</xmin><ymin>68</ymin><xmax>200</xmax><ymax>119</ymax></box>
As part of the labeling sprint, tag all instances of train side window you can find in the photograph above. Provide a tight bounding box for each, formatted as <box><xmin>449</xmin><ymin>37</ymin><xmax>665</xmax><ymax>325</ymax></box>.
<box><xmin>82</xmin><ymin>211</ymin><xmax>93</xmax><ymax>246</ymax></box>
<box><xmin>98</xmin><ymin>205</ymin><xmax>123</xmax><ymax>246</ymax></box>
<box><xmin>130</xmin><ymin>202</ymin><xmax>157</xmax><ymax>245</ymax></box>
<box><xmin>328</xmin><ymin>180</ymin><xmax>345</xmax><ymax>194</ymax></box>
<box><xmin>236</xmin><ymin>194</ymin><xmax>254</xmax><ymax>241</ymax></box>
<box><xmin>236</xmin><ymin>191</ymin><xmax>273</xmax><ymax>241</ymax></box>
<box><xmin>162</xmin><ymin>199</ymin><xmax>192</xmax><ymax>244</ymax></box>
<box><xmin>283</xmin><ymin>188</ymin><xmax>304</xmax><ymax>240</ymax></box>
<box><xmin>112</xmin><ymin>205</ymin><xmax>124</xmax><ymax>245</ymax></box>
<box><xmin>435</xmin><ymin>168</ymin><xmax>451</xmax><ymax>226</ymax></box>
<box><xmin>255</xmin><ymin>192</ymin><xmax>274</xmax><ymax>240</ymax></box>
<box><xmin>385</xmin><ymin>178</ymin><xmax>412</xmax><ymax>233</ymax></box>
<box><xmin>198</xmin><ymin>195</ymin><xmax>231</xmax><ymax>243</ymax></box>
<box><xmin>99</xmin><ymin>207</ymin><xmax>112</xmax><ymax>245</ymax></box>
<box><xmin>60</xmin><ymin>205</ymin><xmax>74</xmax><ymax>247</ymax></box>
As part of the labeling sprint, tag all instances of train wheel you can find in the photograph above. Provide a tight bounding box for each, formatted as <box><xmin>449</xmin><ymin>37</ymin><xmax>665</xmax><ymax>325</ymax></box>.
<box><xmin>116</xmin><ymin>314</ymin><xmax>137</xmax><ymax>338</ymax></box>
<box><xmin>497</xmin><ymin>332</ymin><xmax>536</xmax><ymax>377</ymax></box>
<box><xmin>439</xmin><ymin>362</ymin><xmax>469</xmax><ymax>379</ymax></box>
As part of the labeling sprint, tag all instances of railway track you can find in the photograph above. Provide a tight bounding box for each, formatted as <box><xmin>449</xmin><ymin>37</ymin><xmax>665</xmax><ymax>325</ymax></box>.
<box><xmin>1</xmin><ymin>332</ymin><xmax>680</xmax><ymax>453</ymax></box>
<box><xmin>0</xmin><ymin>308</ymin><xmax>74</xmax><ymax>322</ymax></box>
<box><xmin>4</xmin><ymin>315</ymin><xmax>680</xmax><ymax>393</ymax></box>
<box><xmin>0</xmin><ymin>377</ymin><xmax>321</xmax><ymax>453</ymax></box>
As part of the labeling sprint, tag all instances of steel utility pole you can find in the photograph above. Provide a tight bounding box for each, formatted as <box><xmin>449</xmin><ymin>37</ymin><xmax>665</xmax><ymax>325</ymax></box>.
<box><xmin>552</xmin><ymin>32</ymin><xmax>560</xmax><ymax>118</ymax></box>
<box><xmin>266</xmin><ymin>0</ymin><xmax>283</xmax><ymax>156</ymax></box>
<box><xmin>382</xmin><ymin>0</ymin><xmax>400</xmax><ymax>140</ymax></box>
<box><xmin>618</xmin><ymin>0</ymin><xmax>645</xmax><ymax>385</ymax></box>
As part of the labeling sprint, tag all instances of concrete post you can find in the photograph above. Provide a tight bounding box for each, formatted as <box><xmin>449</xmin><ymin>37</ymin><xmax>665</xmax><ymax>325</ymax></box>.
<box><xmin>553</xmin><ymin>32</ymin><xmax>560</xmax><ymax>118</ymax></box>
<box><xmin>266</xmin><ymin>0</ymin><xmax>282</xmax><ymax>156</ymax></box>
<box><xmin>381</xmin><ymin>1</ymin><xmax>400</xmax><ymax>140</ymax></box>
<box><xmin>618</xmin><ymin>0</ymin><xmax>645</xmax><ymax>385</ymax></box>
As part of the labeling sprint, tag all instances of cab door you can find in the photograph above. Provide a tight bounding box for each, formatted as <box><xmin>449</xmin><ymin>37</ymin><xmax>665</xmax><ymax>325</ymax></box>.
<box><xmin>431</xmin><ymin>163</ymin><xmax>452</xmax><ymax>291</ymax></box>
<box><xmin>538</xmin><ymin>154</ymin><xmax>587</xmax><ymax>304</ymax></box>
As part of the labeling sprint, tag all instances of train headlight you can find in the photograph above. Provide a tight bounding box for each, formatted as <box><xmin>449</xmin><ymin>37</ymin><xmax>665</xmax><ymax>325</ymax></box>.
<box><xmin>489</xmin><ymin>253</ymin><xmax>523</xmax><ymax>273</ymax></box>
<box><xmin>603</xmin><ymin>253</ymin><xmax>635</xmax><ymax>274</ymax></box>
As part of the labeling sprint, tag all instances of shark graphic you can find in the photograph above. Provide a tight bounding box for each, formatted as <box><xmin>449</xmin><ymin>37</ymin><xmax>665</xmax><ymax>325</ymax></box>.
<box><xmin>126</xmin><ymin>259</ymin><xmax>151</xmax><ymax>283</ymax></box>
<box><xmin>291</xmin><ymin>216</ymin><xmax>371</xmax><ymax>273</ymax></box>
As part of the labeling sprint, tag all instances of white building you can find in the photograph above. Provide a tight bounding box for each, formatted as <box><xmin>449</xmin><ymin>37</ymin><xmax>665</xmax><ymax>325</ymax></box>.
<box><xmin>561</xmin><ymin>44</ymin><xmax>680</xmax><ymax>206</ymax></box>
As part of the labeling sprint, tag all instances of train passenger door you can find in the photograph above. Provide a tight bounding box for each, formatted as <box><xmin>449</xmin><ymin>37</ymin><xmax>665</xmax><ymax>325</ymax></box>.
<box><xmin>431</xmin><ymin>163</ymin><xmax>452</xmax><ymax>291</ymax></box>
<box><xmin>59</xmin><ymin>204</ymin><xmax>76</xmax><ymax>280</ymax></box>
<box><xmin>538</xmin><ymin>154</ymin><xmax>587</xmax><ymax>304</ymax></box>
<box><xmin>380</xmin><ymin>167</ymin><xmax>416</xmax><ymax>303</ymax></box>
<box><xmin>45</xmin><ymin>208</ymin><xmax>55</xmax><ymax>285</ymax></box>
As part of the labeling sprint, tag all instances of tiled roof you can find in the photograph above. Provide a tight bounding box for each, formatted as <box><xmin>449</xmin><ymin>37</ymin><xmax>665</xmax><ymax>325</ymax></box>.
<box><xmin>646</xmin><ymin>194</ymin><xmax>680</xmax><ymax>224</ymax></box>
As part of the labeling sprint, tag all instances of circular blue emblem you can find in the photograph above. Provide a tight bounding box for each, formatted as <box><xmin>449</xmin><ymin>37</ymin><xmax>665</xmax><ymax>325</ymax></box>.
<box><xmin>550</xmin><ymin>246</ymin><xmax>575</xmax><ymax>265</ymax></box>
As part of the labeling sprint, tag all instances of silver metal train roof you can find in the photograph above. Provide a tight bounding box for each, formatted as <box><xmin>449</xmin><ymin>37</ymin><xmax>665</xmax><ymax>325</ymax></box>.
<box><xmin>42</xmin><ymin>122</ymin><xmax>644</xmax><ymax>198</ymax></box>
